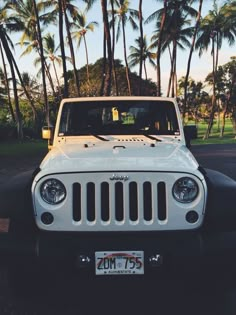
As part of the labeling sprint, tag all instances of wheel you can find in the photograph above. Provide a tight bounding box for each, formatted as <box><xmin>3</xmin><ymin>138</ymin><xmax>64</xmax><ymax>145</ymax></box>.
<box><xmin>7</xmin><ymin>217</ymin><xmax>41</xmax><ymax>298</ymax></box>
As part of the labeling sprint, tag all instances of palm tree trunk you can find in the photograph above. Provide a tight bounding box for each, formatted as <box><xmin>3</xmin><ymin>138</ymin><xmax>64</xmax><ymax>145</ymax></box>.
<box><xmin>83</xmin><ymin>35</ymin><xmax>90</xmax><ymax>84</ymax></box>
<box><xmin>167</xmin><ymin>44</ymin><xmax>174</xmax><ymax>97</ymax></box>
<box><xmin>172</xmin><ymin>41</ymin><xmax>177</xmax><ymax>97</ymax></box>
<box><xmin>12</xmin><ymin>56</ymin><xmax>39</xmax><ymax>124</ymax></box>
<box><xmin>174</xmin><ymin>60</ymin><xmax>177</xmax><ymax>97</ymax></box>
<box><xmin>101</xmin><ymin>0</ymin><xmax>112</xmax><ymax>96</ymax></box>
<box><xmin>0</xmin><ymin>42</ymin><xmax>15</xmax><ymax>122</ymax></box>
<box><xmin>100</xmin><ymin>25</ymin><xmax>106</xmax><ymax>96</ymax></box>
<box><xmin>204</xmin><ymin>36</ymin><xmax>217</xmax><ymax>140</ymax></box>
<box><xmin>215</xmin><ymin>33</ymin><xmax>219</xmax><ymax>70</ymax></box>
<box><xmin>35</xmin><ymin>45</ymin><xmax>56</xmax><ymax>96</ymax></box>
<box><xmin>121</xmin><ymin>18</ymin><xmax>131</xmax><ymax>96</ymax></box>
<box><xmin>138</xmin><ymin>0</ymin><xmax>143</xmax><ymax>95</ymax></box>
<box><xmin>220</xmin><ymin>102</ymin><xmax>228</xmax><ymax>138</ymax></box>
<box><xmin>32</xmin><ymin>0</ymin><xmax>49</xmax><ymax>126</ymax></box>
<box><xmin>58</xmin><ymin>0</ymin><xmax>69</xmax><ymax>98</ymax></box>
<box><xmin>183</xmin><ymin>0</ymin><xmax>203</xmax><ymax>119</ymax></box>
<box><xmin>52</xmin><ymin>60</ymin><xmax>62</xmax><ymax>97</ymax></box>
<box><xmin>220</xmin><ymin>73</ymin><xmax>236</xmax><ymax>137</ymax></box>
<box><xmin>4</xmin><ymin>37</ymin><xmax>40</xmax><ymax>127</ymax></box>
<box><xmin>111</xmin><ymin>0</ymin><xmax>118</xmax><ymax>96</ymax></box>
<box><xmin>1</xmin><ymin>35</ymin><xmax>23</xmax><ymax>140</ymax></box>
<box><xmin>167</xmin><ymin>67</ymin><xmax>172</xmax><ymax>97</ymax></box>
<box><xmin>63</xmin><ymin>3</ymin><xmax>80</xmax><ymax>96</ymax></box>
<box><xmin>156</xmin><ymin>0</ymin><xmax>168</xmax><ymax>96</ymax></box>
<box><xmin>10</xmin><ymin>64</ymin><xmax>23</xmax><ymax>140</ymax></box>
<box><xmin>144</xmin><ymin>61</ymin><xmax>147</xmax><ymax>81</ymax></box>
<box><xmin>44</xmin><ymin>59</ymin><xmax>56</xmax><ymax>96</ymax></box>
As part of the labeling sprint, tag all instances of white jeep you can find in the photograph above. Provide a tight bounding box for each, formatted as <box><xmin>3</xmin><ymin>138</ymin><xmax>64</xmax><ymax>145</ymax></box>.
<box><xmin>34</xmin><ymin>96</ymin><xmax>207</xmax><ymax>275</ymax></box>
<box><xmin>1</xmin><ymin>96</ymin><xmax>236</xmax><ymax>283</ymax></box>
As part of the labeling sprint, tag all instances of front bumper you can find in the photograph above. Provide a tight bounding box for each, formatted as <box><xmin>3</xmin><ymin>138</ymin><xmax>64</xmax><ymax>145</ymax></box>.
<box><xmin>2</xmin><ymin>229</ymin><xmax>236</xmax><ymax>273</ymax></box>
<box><xmin>19</xmin><ymin>230</ymin><xmax>236</xmax><ymax>270</ymax></box>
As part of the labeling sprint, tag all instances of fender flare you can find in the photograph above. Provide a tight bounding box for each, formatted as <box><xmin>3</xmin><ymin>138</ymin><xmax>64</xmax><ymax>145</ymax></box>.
<box><xmin>0</xmin><ymin>169</ymin><xmax>39</xmax><ymax>219</ymax></box>
<box><xmin>203</xmin><ymin>168</ymin><xmax>236</xmax><ymax>231</ymax></box>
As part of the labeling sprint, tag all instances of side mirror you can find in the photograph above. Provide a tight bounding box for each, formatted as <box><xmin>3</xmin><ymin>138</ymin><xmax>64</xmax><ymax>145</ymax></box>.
<box><xmin>42</xmin><ymin>126</ymin><xmax>52</xmax><ymax>140</ymax></box>
<box><xmin>184</xmin><ymin>125</ymin><xmax>197</xmax><ymax>149</ymax></box>
<box><xmin>42</xmin><ymin>126</ymin><xmax>54</xmax><ymax>149</ymax></box>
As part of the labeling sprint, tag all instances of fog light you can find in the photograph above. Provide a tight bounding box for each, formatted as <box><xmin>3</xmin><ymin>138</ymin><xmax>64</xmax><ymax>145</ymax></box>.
<box><xmin>76</xmin><ymin>255</ymin><xmax>91</xmax><ymax>268</ymax></box>
<box><xmin>186</xmin><ymin>211</ymin><xmax>199</xmax><ymax>224</ymax></box>
<box><xmin>149</xmin><ymin>254</ymin><xmax>163</xmax><ymax>267</ymax></box>
<box><xmin>41</xmin><ymin>212</ymin><xmax>54</xmax><ymax>225</ymax></box>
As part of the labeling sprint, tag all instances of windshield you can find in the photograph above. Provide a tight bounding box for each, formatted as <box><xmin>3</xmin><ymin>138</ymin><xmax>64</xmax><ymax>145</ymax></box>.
<box><xmin>58</xmin><ymin>100</ymin><xmax>180</xmax><ymax>136</ymax></box>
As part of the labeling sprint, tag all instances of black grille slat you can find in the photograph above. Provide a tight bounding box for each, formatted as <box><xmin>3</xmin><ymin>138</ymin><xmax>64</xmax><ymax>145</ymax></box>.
<box><xmin>72</xmin><ymin>177</ymin><xmax>168</xmax><ymax>226</ymax></box>
<box><xmin>158</xmin><ymin>182</ymin><xmax>167</xmax><ymax>221</ymax></box>
<box><xmin>87</xmin><ymin>182</ymin><xmax>95</xmax><ymax>221</ymax></box>
<box><xmin>129</xmin><ymin>182</ymin><xmax>138</xmax><ymax>221</ymax></box>
<box><xmin>115</xmin><ymin>182</ymin><xmax>124</xmax><ymax>221</ymax></box>
<box><xmin>73</xmin><ymin>183</ymin><xmax>81</xmax><ymax>222</ymax></box>
<box><xmin>101</xmin><ymin>182</ymin><xmax>110</xmax><ymax>221</ymax></box>
<box><xmin>143</xmin><ymin>182</ymin><xmax>152</xmax><ymax>221</ymax></box>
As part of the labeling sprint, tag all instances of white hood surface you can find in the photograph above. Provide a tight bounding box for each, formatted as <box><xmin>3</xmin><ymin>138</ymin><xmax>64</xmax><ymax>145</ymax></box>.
<box><xmin>39</xmin><ymin>136</ymin><xmax>199</xmax><ymax>176</ymax></box>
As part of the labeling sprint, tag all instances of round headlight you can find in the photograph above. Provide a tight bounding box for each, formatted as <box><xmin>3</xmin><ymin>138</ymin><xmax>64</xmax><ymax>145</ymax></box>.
<box><xmin>172</xmin><ymin>177</ymin><xmax>198</xmax><ymax>203</ymax></box>
<box><xmin>40</xmin><ymin>179</ymin><xmax>66</xmax><ymax>205</ymax></box>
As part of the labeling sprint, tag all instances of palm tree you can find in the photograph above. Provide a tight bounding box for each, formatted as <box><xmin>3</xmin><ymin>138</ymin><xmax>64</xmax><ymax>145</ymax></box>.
<box><xmin>150</xmin><ymin>11</ymin><xmax>194</xmax><ymax>97</ymax></box>
<box><xmin>112</xmin><ymin>0</ymin><xmax>139</xmax><ymax>95</ymax></box>
<box><xmin>183</xmin><ymin>0</ymin><xmax>203</xmax><ymax>121</ymax></box>
<box><xmin>128</xmin><ymin>35</ymin><xmax>156</xmax><ymax>81</ymax></box>
<box><xmin>18</xmin><ymin>72</ymin><xmax>40</xmax><ymax>98</ymax></box>
<box><xmin>146</xmin><ymin>0</ymin><xmax>197</xmax><ymax>96</ymax></box>
<box><xmin>41</xmin><ymin>0</ymin><xmax>81</xmax><ymax>96</ymax></box>
<box><xmin>138</xmin><ymin>0</ymin><xmax>143</xmax><ymax>95</ymax></box>
<box><xmin>0</xmin><ymin>3</ymin><xmax>24</xmax><ymax>139</ymax></box>
<box><xmin>220</xmin><ymin>57</ymin><xmax>236</xmax><ymax>137</ymax></box>
<box><xmin>0</xmin><ymin>26</ymin><xmax>23</xmax><ymax>140</ymax></box>
<box><xmin>62</xmin><ymin>0</ymin><xmax>80</xmax><ymax>96</ymax></box>
<box><xmin>109</xmin><ymin>0</ymin><xmax>119</xmax><ymax>95</ymax></box>
<box><xmin>7</xmin><ymin>0</ymin><xmax>49</xmax><ymax>125</ymax></box>
<box><xmin>57</xmin><ymin>0</ymin><xmax>69</xmax><ymax>97</ymax></box>
<box><xmin>42</xmin><ymin>33</ymin><xmax>62</xmax><ymax>97</ymax></box>
<box><xmin>0</xmin><ymin>6</ymin><xmax>15</xmax><ymax>123</ymax></box>
<box><xmin>32</xmin><ymin>0</ymin><xmax>49</xmax><ymax>125</ymax></box>
<box><xmin>18</xmin><ymin>33</ymin><xmax>56</xmax><ymax>96</ymax></box>
<box><xmin>195</xmin><ymin>1</ymin><xmax>236</xmax><ymax>139</ymax></box>
<box><xmin>71</xmin><ymin>11</ymin><xmax>98</xmax><ymax>84</ymax></box>
<box><xmin>101</xmin><ymin>0</ymin><xmax>112</xmax><ymax>96</ymax></box>
<box><xmin>0</xmin><ymin>42</ymin><xmax>15</xmax><ymax>122</ymax></box>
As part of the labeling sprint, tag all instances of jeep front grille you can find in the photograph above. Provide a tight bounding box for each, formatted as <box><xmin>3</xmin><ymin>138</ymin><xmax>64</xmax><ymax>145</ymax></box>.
<box><xmin>34</xmin><ymin>172</ymin><xmax>206</xmax><ymax>231</ymax></box>
<box><xmin>72</xmin><ymin>180</ymin><xmax>167</xmax><ymax>224</ymax></box>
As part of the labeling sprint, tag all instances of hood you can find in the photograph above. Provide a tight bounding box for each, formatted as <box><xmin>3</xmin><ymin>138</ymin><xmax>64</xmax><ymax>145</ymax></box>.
<box><xmin>38</xmin><ymin>137</ymin><xmax>200</xmax><ymax>176</ymax></box>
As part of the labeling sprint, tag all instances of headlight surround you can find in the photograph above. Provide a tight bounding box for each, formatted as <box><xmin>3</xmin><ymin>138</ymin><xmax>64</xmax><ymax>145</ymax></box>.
<box><xmin>40</xmin><ymin>179</ymin><xmax>66</xmax><ymax>205</ymax></box>
<box><xmin>172</xmin><ymin>177</ymin><xmax>199</xmax><ymax>203</ymax></box>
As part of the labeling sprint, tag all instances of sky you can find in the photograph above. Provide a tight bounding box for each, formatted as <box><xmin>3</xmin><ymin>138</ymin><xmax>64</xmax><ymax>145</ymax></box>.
<box><xmin>5</xmin><ymin>0</ymin><xmax>236</xmax><ymax>95</ymax></box>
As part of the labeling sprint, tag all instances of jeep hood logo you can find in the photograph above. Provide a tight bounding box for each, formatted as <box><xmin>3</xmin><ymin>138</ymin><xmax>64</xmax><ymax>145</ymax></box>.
<box><xmin>110</xmin><ymin>174</ymin><xmax>129</xmax><ymax>181</ymax></box>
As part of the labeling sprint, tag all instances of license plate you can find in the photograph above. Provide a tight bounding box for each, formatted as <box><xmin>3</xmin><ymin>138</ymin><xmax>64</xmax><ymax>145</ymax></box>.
<box><xmin>95</xmin><ymin>251</ymin><xmax>144</xmax><ymax>275</ymax></box>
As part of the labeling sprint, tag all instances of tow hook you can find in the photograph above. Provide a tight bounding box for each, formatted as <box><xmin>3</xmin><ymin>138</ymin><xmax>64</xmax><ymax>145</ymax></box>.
<box><xmin>76</xmin><ymin>255</ymin><xmax>91</xmax><ymax>268</ymax></box>
<box><xmin>149</xmin><ymin>254</ymin><xmax>163</xmax><ymax>267</ymax></box>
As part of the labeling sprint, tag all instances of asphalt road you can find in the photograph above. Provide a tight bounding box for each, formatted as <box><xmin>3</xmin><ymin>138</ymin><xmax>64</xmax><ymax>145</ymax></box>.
<box><xmin>0</xmin><ymin>143</ymin><xmax>236</xmax><ymax>315</ymax></box>
<box><xmin>191</xmin><ymin>143</ymin><xmax>236</xmax><ymax>180</ymax></box>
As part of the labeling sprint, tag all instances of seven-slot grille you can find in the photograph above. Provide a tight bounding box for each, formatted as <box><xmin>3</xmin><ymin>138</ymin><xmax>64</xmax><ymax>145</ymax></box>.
<box><xmin>72</xmin><ymin>180</ymin><xmax>167</xmax><ymax>224</ymax></box>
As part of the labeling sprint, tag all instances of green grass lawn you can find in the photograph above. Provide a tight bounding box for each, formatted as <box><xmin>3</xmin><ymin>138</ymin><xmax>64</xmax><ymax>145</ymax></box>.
<box><xmin>189</xmin><ymin>119</ymin><xmax>236</xmax><ymax>145</ymax></box>
<box><xmin>0</xmin><ymin>140</ymin><xmax>48</xmax><ymax>158</ymax></box>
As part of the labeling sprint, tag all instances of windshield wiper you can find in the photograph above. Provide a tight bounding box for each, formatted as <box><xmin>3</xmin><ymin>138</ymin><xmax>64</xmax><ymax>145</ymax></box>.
<box><xmin>92</xmin><ymin>134</ymin><xmax>109</xmax><ymax>141</ymax></box>
<box><xmin>143</xmin><ymin>134</ymin><xmax>162</xmax><ymax>142</ymax></box>
<box><xmin>64</xmin><ymin>131</ymin><xmax>109</xmax><ymax>141</ymax></box>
